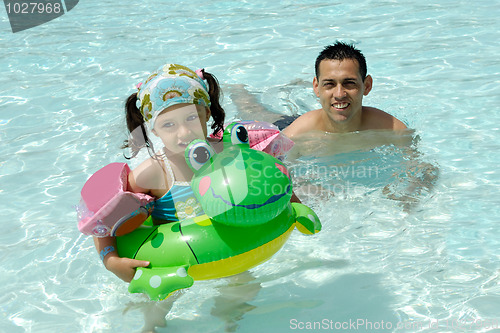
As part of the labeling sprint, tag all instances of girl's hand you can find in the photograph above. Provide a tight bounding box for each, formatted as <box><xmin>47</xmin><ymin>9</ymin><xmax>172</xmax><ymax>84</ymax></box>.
<box><xmin>104</xmin><ymin>255</ymin><xmax>150</xmax><ymax>283</ymax></box>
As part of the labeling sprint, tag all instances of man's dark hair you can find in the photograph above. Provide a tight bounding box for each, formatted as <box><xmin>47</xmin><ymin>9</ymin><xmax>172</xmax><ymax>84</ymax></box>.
<box><xmin>315</xmin><ymin>41</ymin><xmax>367</xmax><ymax>80</ymax></box>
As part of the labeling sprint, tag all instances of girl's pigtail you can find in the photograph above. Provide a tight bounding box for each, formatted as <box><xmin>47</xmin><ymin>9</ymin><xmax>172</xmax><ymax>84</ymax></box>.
<box><xmin>122</xmin><ymin>93</ymin><xmax>152</xmax><ymax>159</ymax></box>
<box><xmin>202</xmin><ymin>69</ymin><xmax>225</xmax><ymax>136</ymax></box>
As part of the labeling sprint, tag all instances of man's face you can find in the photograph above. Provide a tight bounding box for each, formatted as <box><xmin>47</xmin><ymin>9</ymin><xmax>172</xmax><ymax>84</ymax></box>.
<box><xmin>313</xmin><ymin>59</ymin><xmax>372</xmax><ymax>125</ymax></box>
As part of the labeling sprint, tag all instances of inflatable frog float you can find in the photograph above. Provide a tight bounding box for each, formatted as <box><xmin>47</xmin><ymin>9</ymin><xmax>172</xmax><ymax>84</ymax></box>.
<box><xmin>116</xmin><ymin>122</ymin><xmax>321</xmax><ymax>300</ymax></box>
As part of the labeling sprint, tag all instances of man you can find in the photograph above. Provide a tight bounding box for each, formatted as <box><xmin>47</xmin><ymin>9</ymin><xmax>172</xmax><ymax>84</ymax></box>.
<box><xmin>282</xmin><ymin>42</ymin><xmax>407</xmax><ymax>138</ymax></box>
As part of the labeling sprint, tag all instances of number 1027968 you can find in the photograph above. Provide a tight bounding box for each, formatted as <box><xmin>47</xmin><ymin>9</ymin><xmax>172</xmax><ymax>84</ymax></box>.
<box><xmin>5</xmin><ymin>2</ymin><xmax>62</xmax><ymax>14</ymax></box>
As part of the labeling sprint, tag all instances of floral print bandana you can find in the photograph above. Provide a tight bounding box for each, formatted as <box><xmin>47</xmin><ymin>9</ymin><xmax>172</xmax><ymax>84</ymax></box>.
<box><xmin>136</xmin><ymin>64</ymin><xmax>211</xmax><ymax>128</ymax></box>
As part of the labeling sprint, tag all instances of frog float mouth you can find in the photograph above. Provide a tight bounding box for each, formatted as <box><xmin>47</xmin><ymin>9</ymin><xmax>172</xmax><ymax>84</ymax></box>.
<box><xmin>196</xmin><ymin>159</ymin><xmax>292</xmax><ymax>211</ymax></box>
<box><xmin>205</xmin><ymin>182</ymin><xmax>292</xmax><ymax>209</ymax></box>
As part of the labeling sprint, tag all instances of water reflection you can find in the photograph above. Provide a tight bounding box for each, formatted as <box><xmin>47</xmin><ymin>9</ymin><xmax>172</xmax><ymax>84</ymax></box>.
<box><xmin>287</xmin><ymin>130</ymin><xmax>439</xmax><ymax>212</ymax></box>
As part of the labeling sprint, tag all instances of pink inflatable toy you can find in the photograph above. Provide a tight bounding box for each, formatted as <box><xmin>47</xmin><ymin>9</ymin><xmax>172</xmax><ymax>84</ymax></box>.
<box><xmin>210</xmin><ymin>120</ymin><xmax>294</xmax><ymax>160</ymax></box>
<box><xmin>77</xmin><ymin>163</ymin><xmax>154</xmax><ymax>237</ymax></box>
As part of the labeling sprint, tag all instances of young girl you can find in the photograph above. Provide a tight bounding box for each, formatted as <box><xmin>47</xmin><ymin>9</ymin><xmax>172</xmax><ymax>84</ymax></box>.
<box><xmin>94</xmin><ymin>64</ymin><xmax>227</xmax><ymax>283</ymax></box>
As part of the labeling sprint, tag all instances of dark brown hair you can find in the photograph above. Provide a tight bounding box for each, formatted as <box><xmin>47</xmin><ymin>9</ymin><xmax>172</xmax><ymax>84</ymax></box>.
<box><xmin>315</xmin><ymin>41</ymin><xmax>367</xmax><ymax>81</ymax></box>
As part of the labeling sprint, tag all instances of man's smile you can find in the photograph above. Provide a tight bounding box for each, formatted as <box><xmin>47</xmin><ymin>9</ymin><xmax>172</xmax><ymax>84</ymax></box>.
<box><xmin>332</xmin><ymin>102</ymin><xmax>349</xmax><ymax>110</ymax></box>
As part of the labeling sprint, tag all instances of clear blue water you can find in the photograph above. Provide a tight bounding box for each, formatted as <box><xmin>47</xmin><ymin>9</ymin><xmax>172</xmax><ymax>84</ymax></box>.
<box><xmin>1</xmin><ymin>0</ymin><xmax>500</xmax><ymax>332</ymax></box>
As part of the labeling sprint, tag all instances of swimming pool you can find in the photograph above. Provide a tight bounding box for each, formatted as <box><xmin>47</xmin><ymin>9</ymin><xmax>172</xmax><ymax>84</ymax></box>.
<box><xmin>1</xmin><ymin>0</ymin><xmax>499</xmax><ymax>332</ymax></box>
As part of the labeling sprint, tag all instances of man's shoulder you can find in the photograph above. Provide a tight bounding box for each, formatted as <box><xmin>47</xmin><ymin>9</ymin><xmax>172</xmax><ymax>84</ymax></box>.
<box><xmin>282</xmin><ymin>109</ymin><xmax>322</xmax><ymax>138</ymax></box>
<box><xmin>296</xmin><ymin>109</ymin><xmax>322</xmax><ymax>121</ymax></box>
<box><xmin>362</xmin><ymin>107</ymin><xmax>407</xmax><ymax>131</ymax></box>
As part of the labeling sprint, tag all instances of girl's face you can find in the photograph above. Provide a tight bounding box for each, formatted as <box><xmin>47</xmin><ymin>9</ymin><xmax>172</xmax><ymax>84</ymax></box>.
<box><xmin>153</xmin><ymin>103</ymin><xmax>211</xmax><ymax>154</ymax></box>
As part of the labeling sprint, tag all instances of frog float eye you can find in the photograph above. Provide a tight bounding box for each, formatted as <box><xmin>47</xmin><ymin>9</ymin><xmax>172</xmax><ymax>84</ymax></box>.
<box><xmin>223</xmin><ymin>122</ymin><xmax>250</xmax><ymax>148</ymax></box>
<box><xmin>186</xmin><ymin>140</ymin><xmax>216</xmax><ymax>172</ymax></box>
<box><xmin>230</xmin><ymin>124</ymin><xmax>249</xmax><ymax>145</ymax></box>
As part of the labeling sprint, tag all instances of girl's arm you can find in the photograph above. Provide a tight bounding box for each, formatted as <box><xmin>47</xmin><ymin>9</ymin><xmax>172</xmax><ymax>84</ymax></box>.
<box><xmin>92</xmin><ymin>158</ymin><xmax>161</xmax><ymax>282</ymax></box>
<box><xmin>93</xmin><ymin>236</ymin><xmax>149</xmax><ymax>282</ymax></box>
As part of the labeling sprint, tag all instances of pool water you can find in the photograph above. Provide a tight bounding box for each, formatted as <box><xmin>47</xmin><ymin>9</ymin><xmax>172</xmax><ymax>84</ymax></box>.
<box><xmin>1</xmin><ymin>0</ymin><xmax>499</xmax><ymax>332</ymax></box>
